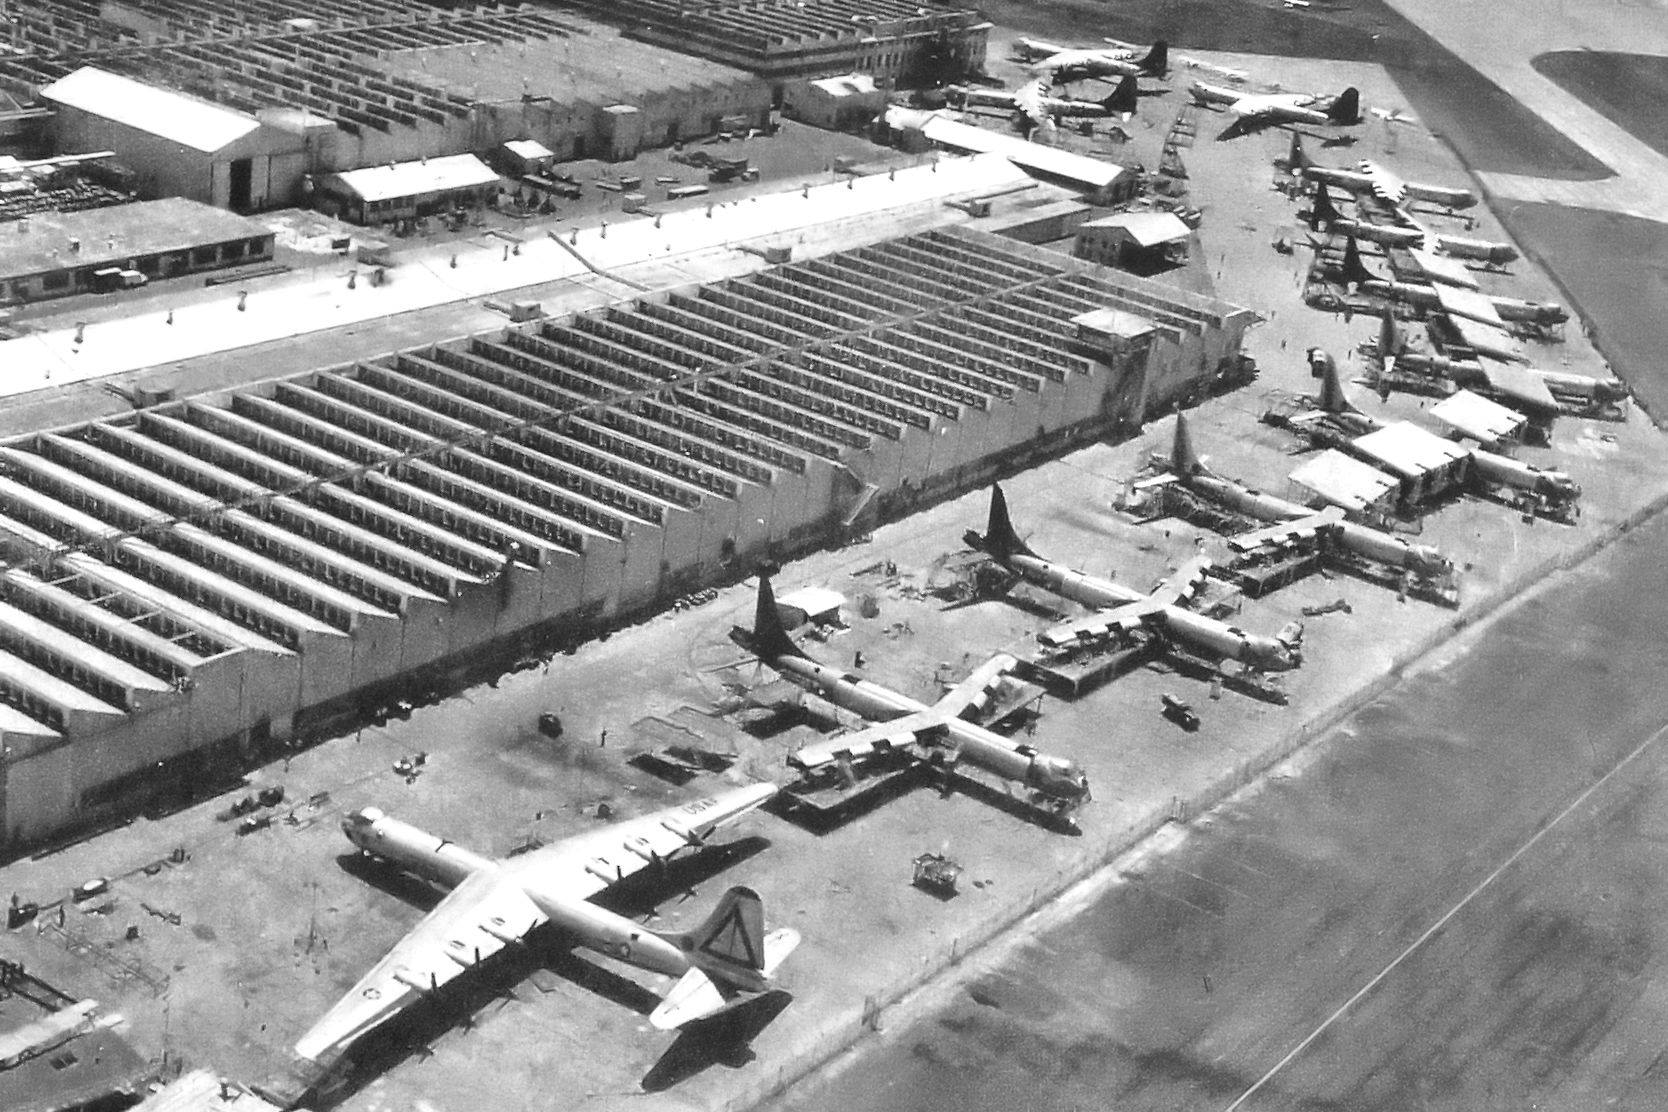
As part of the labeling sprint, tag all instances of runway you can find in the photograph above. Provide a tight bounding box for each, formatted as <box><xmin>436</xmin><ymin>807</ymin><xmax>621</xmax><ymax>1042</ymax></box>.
<box><xmin>766</xmin><ymin>507</ymin><xmax>1668</xmax><ymax>1111</ymax></box>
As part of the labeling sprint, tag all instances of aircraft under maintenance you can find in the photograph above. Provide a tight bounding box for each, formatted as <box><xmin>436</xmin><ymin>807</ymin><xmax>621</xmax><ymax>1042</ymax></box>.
<box><xmin>1367</xmin><ymin>313</ymin><xmax>1627</xmax><ymax>424</ymax></box>
<box><xmin>946</xmin><ymin>75</ymin><xmax>1139</xmax><ymax>131</ymax></box>
<box><xmin>292</xmin><ymin>784</ymin><xmax>798</xmax><ymax>1075</ymax></box>
<box><xmin>1189</xmin><ymin>81</ymin><xmax>1361</xmax><ymax>140</ymax></box>
<box><xmin>1263</xmin><ymin>351</ymin><xmax>1582</xmax><ymax>522</ymax></box>
<box><xmin>1024</xmin><ymin>39</ymin><xmax>1169</xmax><ymax>85</ymax></box>
<box><xmin>1306</xmin><ymin>183</ymin><xmax>1517</xmax><ymax>266</ymax></box>
<box><xmin>964</xmin><ymin>486</ymin><xmax>1305</xmax><ymax>680</ymax></box>
<box><xmin>735</xmin><ymin>576</ymin><xmax>1091</xmax><ymax>819</ymax></box>
<box><xmin>1131</xmin><ymin>413</ymin><xmax>1457</xmax><ymax>601</ymax></box>
<box><xmin>1284</xmin><ymin>134</ymin><xmax>1478</xmax><ymax>210</ymax></box>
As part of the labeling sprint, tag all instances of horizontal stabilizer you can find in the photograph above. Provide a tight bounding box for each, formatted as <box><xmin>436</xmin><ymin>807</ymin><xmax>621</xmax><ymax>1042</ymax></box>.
<box><xmin>649</xmin><ymin>928</ymin><xmax>801</xmax><ymax>1030</ymax></box>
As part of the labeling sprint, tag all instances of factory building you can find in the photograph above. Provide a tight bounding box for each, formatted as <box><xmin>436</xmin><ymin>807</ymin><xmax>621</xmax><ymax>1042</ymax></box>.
<box><xmin>783</xmin><ymin>74</ymin><xmax>888</xmax><ymax>131</ymax></box>
<box><xmin>39</xmin><ymin>68</ymin><xmax>307</xmax><ymax>211</ymax></box>
<box><xmin>0</xmin><ymin>225</ymin><xmax>1251</xmax><ymax>855</ymax></box>
<box><xmin>0</xmin><ymin>199</ymin><xmax>275</xmax><ymax>304</ymax></box>
<box><xmin>315</xmin><ymin>155</ymin><xmax>500</xmax><ymax>226</ymax></box>
<box><xmin>5</xmin><ymin>7</ymin><xmax>770</xmax><ymax>190</ymax></box>
<box><xmin>562</xmin><ymin>0</ymin><xmax>990</xmax><ymax>91</ymax></box>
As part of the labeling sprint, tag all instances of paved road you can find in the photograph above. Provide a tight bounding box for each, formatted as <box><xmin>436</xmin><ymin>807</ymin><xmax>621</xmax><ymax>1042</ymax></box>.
<box><xmin>1382</xmin><ymin>0</ymin><xmax>1668</xmax><ymax>219</ymax></box>
<box><xmin>768</xmin><ymin>508</ymin><xmax>1668</xmax><ymax>1112</ymax></box>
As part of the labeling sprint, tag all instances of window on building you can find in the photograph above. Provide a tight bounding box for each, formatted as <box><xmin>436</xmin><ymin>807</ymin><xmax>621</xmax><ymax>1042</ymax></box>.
<box><xmin>192</xmin><ymin>247</ymin><xmax>217</xmax><ymax>266</ymax></box>
<box><xmin>248</xmin><ymin>237</ymin><xmax>268</xmax><ymax>256</ymax></box>
<box><xmin>42</xmin><ymin>272</ymin><xmax>69</xmax><ymax>291</ymax></box>
<box><xmin>223</xmin><ymin>241</ymin><xmax>246</xmax><ymax>260</ymax></box>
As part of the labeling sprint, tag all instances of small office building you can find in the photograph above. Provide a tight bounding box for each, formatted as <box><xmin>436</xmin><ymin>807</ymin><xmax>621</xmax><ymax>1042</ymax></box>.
<box><xmin>1075</xmin><ymin>212</ymin><xmax>1191</xmax><ymax>270</ymax></box>
<box><xmin>0</xmin><ymin>198</ymin><xmax>275</xmax><ymax>304</ymax></box>
<box><xmin>315</xmin><ymin>154</ymin><xmax>500</xmax><ymax>225</ymax></box>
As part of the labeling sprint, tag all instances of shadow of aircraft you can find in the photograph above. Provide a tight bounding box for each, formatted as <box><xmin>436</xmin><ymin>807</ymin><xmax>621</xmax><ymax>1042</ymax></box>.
<box><xmin>641</xmin><ymin>990</ymin><xmax>795</xmax><ymax>1092</ymax></box>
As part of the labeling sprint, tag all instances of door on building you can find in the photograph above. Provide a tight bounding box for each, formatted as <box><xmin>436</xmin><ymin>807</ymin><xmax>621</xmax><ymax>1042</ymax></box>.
<box><xmin>229</xmin><ymin>158</ymin><xmax>253</xmax><ymax>211</ymax></box>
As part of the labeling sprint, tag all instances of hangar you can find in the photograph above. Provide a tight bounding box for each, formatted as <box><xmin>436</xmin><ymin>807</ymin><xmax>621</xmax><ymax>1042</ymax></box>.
<box><xmin>0</xmin><ymin>222</ymin><xmax>1252</xmax><ymax>855</ymax></box>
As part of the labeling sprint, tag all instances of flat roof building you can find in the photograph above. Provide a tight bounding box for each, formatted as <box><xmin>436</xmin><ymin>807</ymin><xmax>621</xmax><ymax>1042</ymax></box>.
<box><xmin>1075</xmin><ymin>212</ymin><xmax>1192</xmax><ymax>271</ymax></box>
<box><xmin>0</xmin><ymin>198</ymin><xmax>275</xmax><ymax>304</ymax></box>
<box><xmin>1289</xmin><ymin>449</ymin><xmax>1400</xmax><ymax>518</ymax></box>
<box><xmin>317</xmin><ymin>155</ymin><xmax>500</xmax><ymax>226</ymax></box>
<box><xmin>884</xmin><ymin>108</ymin><xmax>1139</xmax><ymax>205</ymax></box>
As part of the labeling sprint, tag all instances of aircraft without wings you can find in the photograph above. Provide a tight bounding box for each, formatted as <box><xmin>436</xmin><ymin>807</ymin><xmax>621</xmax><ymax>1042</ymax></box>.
<box><xmin>1141</xmin><ymin>413</ymin><xmax>1455</xmax><ymax>582</ymax></box>
<box><xmin>293</xmin><ymin>784</ymin><xmax>797</xmax><ymax>1070</ymax></box>
<box><xmin>737</xmin><ymin>576</ymin><xmax>1090</xmax><ymax>817</ymax></box>
<box><xmin>1190</xmin><ymin>80</ymin><xmax>1360</xmax><ymax>139</ymax></box>
<box><xmin>965</xmin><ymin>486</ymin><xmax>1303</xmax><ymax>674</ymax></box>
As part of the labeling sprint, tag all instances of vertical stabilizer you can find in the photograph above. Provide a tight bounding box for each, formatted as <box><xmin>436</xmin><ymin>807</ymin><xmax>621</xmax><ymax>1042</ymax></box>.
<box><xmin>1140</xmin><ymin>40</ymin><xmax>1169</xmax><ymax>77</ymax></box>
<box><xmin>979</xmin><ymin>484</ymin><xmax>1036</xmax><ymax>560</ymax></box>
<box><xmin>1286</xmin><ymin>131</ymin><xmax>1310</xmax><ymax>172</ymax></box>
<box><xmin>674</xmin><ymin>886</ymin><xmax>766</xmax><ymax>975</ymax></box>
<box><xmin>1328</xmin><ymin>87</ymin><xmax>1361</xmax><ymax>124</ymax></box>
<box><xmin>1315</xmin><ymin>351</ymin><xmax>1360</xmax><ymax>415</ymax></box>
<box><xmin>1309</xmin><ymin>183</ymin><xmax>1341</xmax><ymax>231</ymax></box>
<box><xmin>1340</xmin><ymin>236</ymin><xmax>1375</xmax><ymax>289</ymax></box>
<box><xmin>1378</xmin><ymin>312</ymin><xmax>1403</xmax><ymax>359</ymax></box>
<box><xmin>1172</xmin><ymin>412</ymin><xmax>1204</xmax><ymax>477</ymax></box>
<box><xmin>752</xmin><ymin>576</ymin><xmax>808</xmax><ymax>661</ymax></box>
<box><xmin>1104</xmin><ymin>73</ymin><xmax>1138</xmax><ymax>118</ymax></box>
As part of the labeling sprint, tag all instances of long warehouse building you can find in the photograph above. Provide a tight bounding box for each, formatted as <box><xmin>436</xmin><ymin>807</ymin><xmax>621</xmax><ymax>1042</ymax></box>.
<box><xmin>0</xmin><ymin>225</ymin><xmax>1254</xmax><ymax>853</ymax></box>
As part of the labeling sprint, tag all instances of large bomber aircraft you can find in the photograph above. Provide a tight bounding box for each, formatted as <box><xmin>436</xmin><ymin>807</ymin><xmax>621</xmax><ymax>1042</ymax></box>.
<box><xmin>965</xmin><ymin>486</ymin><xmax>1304</xmax><ymax>675</ymax></box>
<box><xmin>1286</xmin><ymin>135</ymin><xmax>1477</xmax><ymax>210</ymax></box>
<box><xmin>1267</xmin><ymin>353</ymin><xmax>1581</xmax><ymax>519</ymax></box>
<box><xmin>949</xmin><ymin>76</ymin><xmax>1139</xmax><ymax>131</ymax></box>
<box><xmin>1144</xmin><ymin>413</ymin><xmax>1455</xmax><ymax>582</ymax></box>
<box><xmin>1190</xmin><ymin>81</ymin><xmax>1360</xmax><ymax>139</ymax></box>
<box><xmin>1026</xmin><ymin>40</ymin><xmax>1169</xmax><ymax>85</ymax></box>
<box><xmin>293</xmin><ymin>785</ymin><xmax>797</xmax><ymax>1070</ymax></box>
<box><xmin>1308</xmin><ymin>183</ymin><xmax>1517</xmax><ymax>266</ymax></box>
<box><xmin>1327</xmin><ymin>238</ymin><xmax>1566</xmax><ymax>328</ymax></box>
<box><xmin>738</xmin><ymin>576</ymin><xmax>1090</xmax><ymax>817</ymax></box>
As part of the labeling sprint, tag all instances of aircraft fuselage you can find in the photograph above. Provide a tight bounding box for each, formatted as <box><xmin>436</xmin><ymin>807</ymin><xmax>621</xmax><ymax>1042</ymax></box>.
<box><xmin>342</xmin><ymin>809</ymin><xmax>694</xmax><ymax>981</ymax></box>
<box><xmin>1182</xmin><ymin>473</ymin><xmax>1451</xmax><ymax>579</ymax></box>
<box><xmin>769</xmin><ymin>653</ymin><xmax>1087</xmax><ymax>802</ymax></box>
<box><xmin>999</xmin><ymin>552</ymin><xmax>1299</xmax><ymax>671</ymax></box>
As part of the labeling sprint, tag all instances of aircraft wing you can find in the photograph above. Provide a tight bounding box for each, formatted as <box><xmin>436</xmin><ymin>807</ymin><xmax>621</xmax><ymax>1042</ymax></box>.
<box><xmin>792</xmin><ymin>709</ymin><xmax>952</xmax><ymax>772</ymax></box>
<box><xmin>932</xmin><ymin>652</ymin><xmax>1019</xmax><ymax>721</ymax></box>
<box><xmin>1150</xmin><ymin>556</ymin><xmax>1213</xmax><ymax>608</ymax></box>
<box><xmin>294</xmin><ymin>868</ymin><xmax>547</xmax><ymax>1063</ymax></box>
<box><xmin>1013</xmin><ymin>79</ymin><xmax>1052</xmax><ymax>128</ymax></box>
<box><xmin>1038</xmin><ymin>598</ymin><xmax>1164</xmax><ymax>650</ymax></box>
<box><xmin>1358</xmin><ymin>159</ymin><xmax>1406</xmax><ymax>204</ymax></box>
<box><xmin>503</xmin><ymin>782</ymin><xmax>778</xmax><ymax>901</ymax></box>
<box><xmin>1228</xmin><ymin>507</ymin><xmax>1345</xmax><ymax>554</ymax></box>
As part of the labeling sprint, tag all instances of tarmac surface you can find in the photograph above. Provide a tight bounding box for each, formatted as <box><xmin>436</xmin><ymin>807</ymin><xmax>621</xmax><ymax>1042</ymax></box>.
<box><xmin>764</xmin><ymin>496</ymin><xmax>1668</xmax><ymax>1112</ymax></box>
<box><xmin>2</xmin><ymin>13</ymin><xmax>1665</xmax><ymax>1112</ymax></box>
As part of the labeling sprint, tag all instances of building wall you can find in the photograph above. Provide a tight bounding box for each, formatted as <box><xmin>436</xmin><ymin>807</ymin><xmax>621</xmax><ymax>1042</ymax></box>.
<box><xmin>4</xmin><ymin>233</ymin><xmax>276</xmax><ymax>304</ymax></box>
<box><xmin>51</xmin><ymin>105</ymin><xmax>216</xmax><ymax>204</ymax></box>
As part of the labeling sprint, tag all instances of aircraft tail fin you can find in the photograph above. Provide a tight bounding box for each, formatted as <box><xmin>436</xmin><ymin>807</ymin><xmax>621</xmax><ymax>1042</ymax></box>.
<box><xmin>751</xmin><ymin>575</ymin><xmax>808</xmax><ymax>662</ymax></box>
<box><xmin>649</xmin><ymin>888</ymin><xmax>800</xmax><ymax>1029</ymax></box>
<box><xmin>968</xmin><ymin>484</ymin><xmax>1036</xmax><ymax>561</ymax></box>
<box><xmin>1286</xmin><ymin>131</ymin><xmax>1311</xmax><ymax>172</ymax></box>
<box><xmin>1140</xmin><ymin>40</ymin><xmax>1168</xmax><ymax>76</ymax></box>
<box><xmin>1104</xmin><ymin>74</ymin><xmax>1138</xmax><ymax>118</ymax></box>
<box><xmin>1340</xmin><ymin>235</ymin><xmax>1374</xmax><ymax>288</ymax></box>
<box><xmin>1328</xmin><ymin>87</ymin><xmax>1361</xmax><ymax>125</ymax></box>
<box><xmin>1172</xmin><ymin>411</ymin><xmax>1204</xmax><ymax>477</ymax></box>
<box><xmin>1308</xmin><ymin>182</ymin><xmax>1341</xmax><ymax>231</ymax></box>
<box><xmin>1313</xmin><ymin>350</ymin><xmax>1360</xmax><ymax>415</ymax></box>
<box><xmin>1377</xmin><ymin>312</ymin><xmax>1403</xmax><ymax>359</ymax></box>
